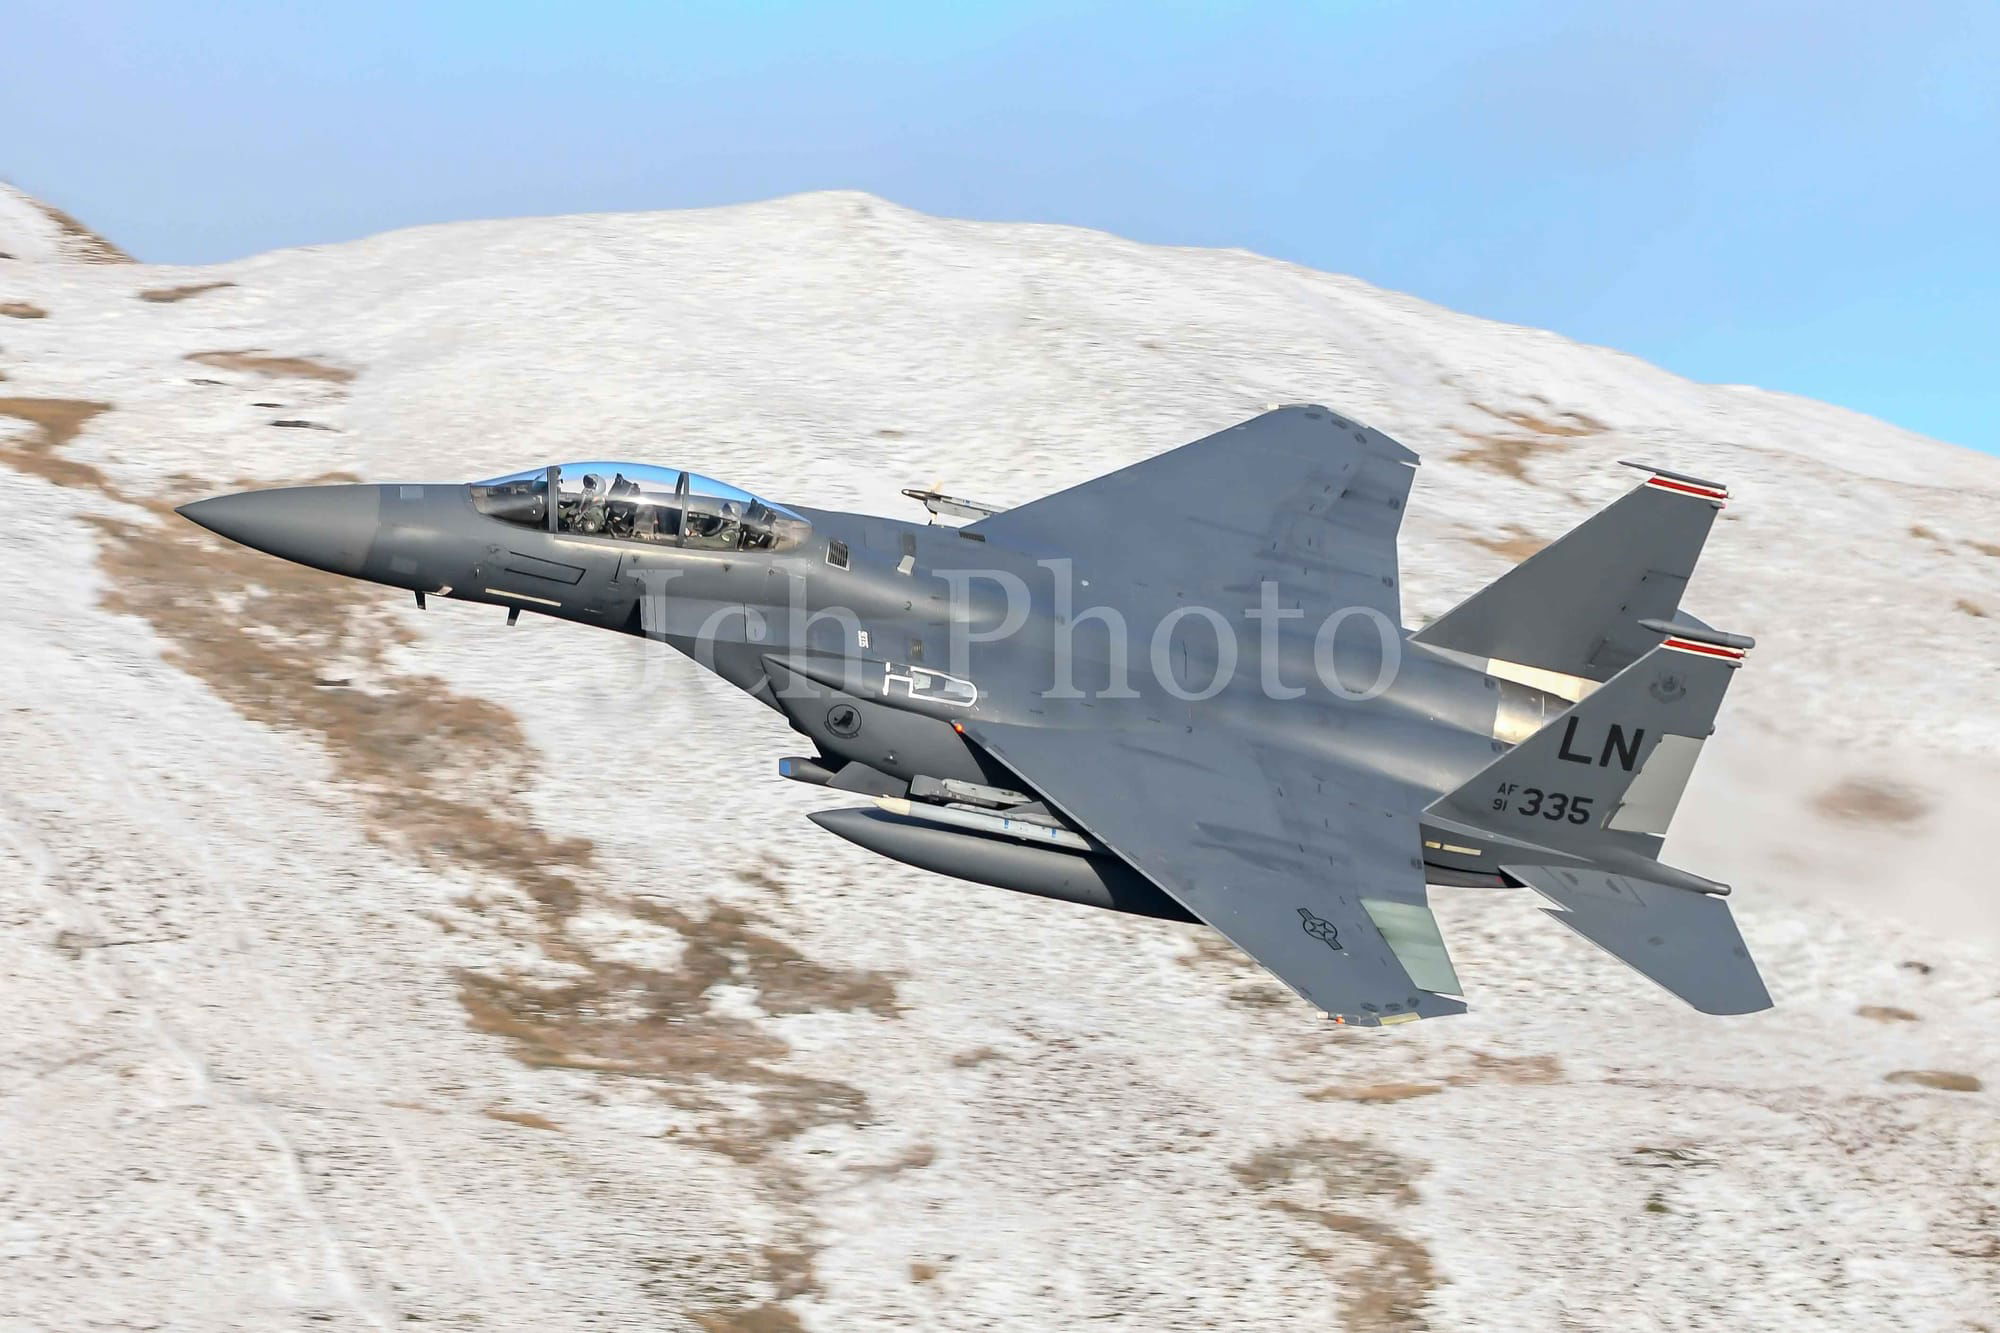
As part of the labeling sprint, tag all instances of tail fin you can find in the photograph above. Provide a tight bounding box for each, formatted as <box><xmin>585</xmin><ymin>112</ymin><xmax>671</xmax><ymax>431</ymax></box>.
<box><xmin>1413</xmin><ymin>462</ymin><xmax>1727</xmax><ymax>691</ymax></box>
<box><xmin>1430</xmin><ymin>619</ymin><xmax>1750</xmax><ymax>863</ymax></box>
<box><xmin>1427</xmin><ymin>621</ymin><xmax>1770</xmax><ymax>1015</ymax></box>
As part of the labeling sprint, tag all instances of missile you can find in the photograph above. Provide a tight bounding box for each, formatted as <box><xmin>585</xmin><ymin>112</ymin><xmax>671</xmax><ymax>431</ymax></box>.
<box><xmin>808</xmin><ymin>805</ymin><xmax>1196</xmax><ymax>924</ymax></box>
<box><xmin>870</xmin><ymin>795</ymin><xmax>1098</xmax><ymax>851</ymax></box>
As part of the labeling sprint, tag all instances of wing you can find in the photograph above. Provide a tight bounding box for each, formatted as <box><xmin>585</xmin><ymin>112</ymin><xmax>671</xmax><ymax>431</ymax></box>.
<box><xmin>962</xmin><ymin>717</ymin><xmax>1467</xmax><ymax>1026</ymax></box>
<box><xmin>967</xmin><ymin>405</ymin><xmax>1418</xmax><ymax>623</ymax></box>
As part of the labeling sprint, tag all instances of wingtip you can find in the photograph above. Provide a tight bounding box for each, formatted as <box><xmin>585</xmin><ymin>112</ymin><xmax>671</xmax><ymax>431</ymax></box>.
<box><xmin>1327</xmin><ymin>992</ymin><xmax>1468</xmax><ymax>1027</ymax></box>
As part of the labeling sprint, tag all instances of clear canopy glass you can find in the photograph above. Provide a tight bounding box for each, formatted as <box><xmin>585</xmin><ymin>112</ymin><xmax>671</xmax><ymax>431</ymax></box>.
<box><xmin>470</xmin><ymin>462</ymin><xmax>810</xmax><ymax>552</ymax></box>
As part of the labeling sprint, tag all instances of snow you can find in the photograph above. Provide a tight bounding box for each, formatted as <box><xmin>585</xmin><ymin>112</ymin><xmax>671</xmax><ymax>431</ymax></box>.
<box><xmin>0</xmin><ymin>183</ymin><xmax>129</xmax><ymax>266</ymax></box>
<box><xmin>0</xmin><ymin>184</ymin><xmax>74</xmax><ymax>264</ymax></box>
<box><xmin>1</xmin><ymin>188</ymin><xmax>1996</xmax><ymax>1329</ymax></box>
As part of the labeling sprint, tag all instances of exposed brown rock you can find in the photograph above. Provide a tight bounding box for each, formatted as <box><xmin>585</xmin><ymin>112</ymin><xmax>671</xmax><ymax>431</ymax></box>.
<box><xmin>1451</xmin><ymin>399</ymin><xmax>1607</xmax><ymax>480</ymax></box>
<box><xmin>0</xmin><ymin>397</ymin><xmax>114</xmax><ymax>489</ymax></box>
<box><xmin>1815</xmin><ymin>778</ymin><xmax>1928</xmax><ymax>826</ymax></box>
<box><xmin>1469</xmin><ymin>524</ymin><xmax>1549</xmax><ymax>562</ymax></box>
<box><xmin>1233</xmin><ymin>1138</ymin><xmax>1439</xmax><ymax>1331</ymax></box>
<box><xmin>27</xmin><ymin>196</ymin><xmax>132</xmax><ymax>263</ymax></box>
<box><xmin>1884</xmin><ymin>1070</ymin><xmax>1982</xmax><ymax>1093</ymax></box>
<box><xmin>185</xmin><ymin>349</ymin><xmax>356</xmax><ymax>383</ymax></box>
<box><xmin>1308</xmin><ymin>1082</ymin><xmax>1444</xmax><ymax>1104</ymax></box>
<box><xmin>483</xmin><ymin>1107</ymin><xmax>562</xmax><ymax>1132</ymax></box>
<box><xmin>139</xmin><ymin>281</ymin><xmax>235</xmax><ymax>303</ymax></box>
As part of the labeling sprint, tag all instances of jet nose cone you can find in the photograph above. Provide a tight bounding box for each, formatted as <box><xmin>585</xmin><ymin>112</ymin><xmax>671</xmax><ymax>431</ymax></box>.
<box><xmin>177</xmin><ymin>484</ymin><xmax>384</xmax><ymax>577</ymax></box>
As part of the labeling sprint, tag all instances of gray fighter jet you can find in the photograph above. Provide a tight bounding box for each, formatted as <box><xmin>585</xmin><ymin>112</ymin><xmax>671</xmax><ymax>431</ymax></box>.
<box><xmin>180</xmin><ymin>406</ymin><xmax>1769</xmax><ymax>1026</ymax></box>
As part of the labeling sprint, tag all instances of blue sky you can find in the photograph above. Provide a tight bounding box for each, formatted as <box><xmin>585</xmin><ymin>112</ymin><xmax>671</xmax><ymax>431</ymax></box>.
<box><xmin>8</xmin><ymin>1</ymin><xmax>1996</xmax><ymax>451</ymax></box>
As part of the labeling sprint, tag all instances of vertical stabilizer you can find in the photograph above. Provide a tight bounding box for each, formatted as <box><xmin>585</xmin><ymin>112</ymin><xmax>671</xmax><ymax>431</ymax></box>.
<box><xmin>1429</xmin><ymin>619</ymin><xmax>1751</xmax><ymax>862</ymax></box>
<box><xmin>1414</xmin><ymin>463</ymin><xmax>1727</xmax><ymax>684</ymax></box>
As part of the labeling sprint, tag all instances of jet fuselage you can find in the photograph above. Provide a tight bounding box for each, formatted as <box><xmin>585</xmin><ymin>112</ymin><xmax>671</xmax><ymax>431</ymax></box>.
<box><xmin>180</xmin><ymin>474</ymin><xmax>1555</xmax><ymax>902</ymax></box>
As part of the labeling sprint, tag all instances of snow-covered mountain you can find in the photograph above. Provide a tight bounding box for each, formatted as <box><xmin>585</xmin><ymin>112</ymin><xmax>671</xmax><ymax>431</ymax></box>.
<box><xmin>2</xmin><ymin>188</ymin><xmax>1995</xmax><ymax>1331</ymax></box>
<box><xmin>0</xmin><ymin>182</ymin><xmax>130</xmax><ymax>266</ymax></box>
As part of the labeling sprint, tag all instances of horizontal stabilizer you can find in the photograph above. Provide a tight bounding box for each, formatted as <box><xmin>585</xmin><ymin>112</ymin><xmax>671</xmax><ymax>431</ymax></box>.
<box><xmin>1505</xmin><ymin>863</ymin><xmax>1771</xmax><ymax>1015</ymax></box>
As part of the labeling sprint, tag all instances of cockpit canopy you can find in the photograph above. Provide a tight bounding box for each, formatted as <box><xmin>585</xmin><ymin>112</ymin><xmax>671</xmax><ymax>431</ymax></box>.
<box><xmin>470</xmin><ymin>462</ymin><xmax>810</xmax><ymax>552</ymax></box>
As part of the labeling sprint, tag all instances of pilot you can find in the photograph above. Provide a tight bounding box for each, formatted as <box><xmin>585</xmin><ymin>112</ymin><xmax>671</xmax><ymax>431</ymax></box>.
<box><xmin>685</xmin><ymin>500</ymin><xmax>743</xmax><ymax>549</ymax></box>
<box><xmin>605</xmin><ymin>473</ymin><xmax>640</xmax><ymax>538</ymax></box>
<box><xmin>572</xmin><ymin>473</ymin><xmax>608</xmax><ymax>534</ymax></box>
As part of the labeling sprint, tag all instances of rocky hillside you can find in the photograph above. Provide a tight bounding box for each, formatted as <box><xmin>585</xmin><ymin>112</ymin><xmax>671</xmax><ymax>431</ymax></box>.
<box><xmin>0</xmin><ymin>182</ymin><xmax>131</xmax><ymax>265</ymax></box>
<box><xmin>2</xmin><ymin>188</ymin><xmax>1995</xmax><ymax>1330</ymax></box>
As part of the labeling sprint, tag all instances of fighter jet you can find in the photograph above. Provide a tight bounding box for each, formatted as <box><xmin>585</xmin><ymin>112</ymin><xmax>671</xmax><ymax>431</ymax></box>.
<box><xmin>179</xmin><ymin>406</ymin><xmax>1769</xmax><ymax>1026</ymax></box>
